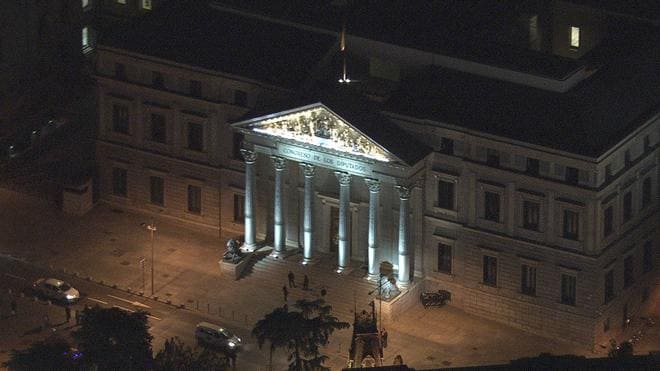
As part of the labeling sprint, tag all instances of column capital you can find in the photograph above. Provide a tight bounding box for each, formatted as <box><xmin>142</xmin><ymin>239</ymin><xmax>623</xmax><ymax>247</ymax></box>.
<box><xmin>396</xmin><ymin>185</ymin><xmax>411</xmax><ymax>200</ymax></box>
<box><xmin>240</xmin><ymin>149</ymin><xmax>257</xmax><ymax>164</ymax></box>
<box><xmin>334</xmin><ymin>171</ymin><xmax>351</xmax><ymax>186</ymax></box>
<box><xmin>300</xmin><ymin>163</ymin><xmax>316</xmax><ymax>177</ymax></box>
<box><xmin>365</xmin><ymin>178</ymin><xmax>381</xmax><ymax>193</ymax></box>
<box><xmin>271</xmin><ymin>156</ymin><xmax>287</xmax><ymax>170</ymax></box>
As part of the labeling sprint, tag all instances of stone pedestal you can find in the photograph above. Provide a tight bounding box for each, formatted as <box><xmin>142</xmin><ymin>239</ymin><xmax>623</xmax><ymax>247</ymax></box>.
<box><xmin>219</xmin><ymin>252</ymin><xmax>253</xmax><ymax>280</ymax></box>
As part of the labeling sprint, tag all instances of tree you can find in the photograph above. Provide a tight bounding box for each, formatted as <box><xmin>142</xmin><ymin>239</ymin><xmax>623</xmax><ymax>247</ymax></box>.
<box><xmin>72</xmin><ymin>306</ymin><xmax>153</xmax><ymax>371</ymax></box>
<box><xmin>2</xmin><ymin>337</ymin><xmax>78</xmax><ymax>371</ymax></box>
<box><xmin>153</xmin><ymin>337</ymin><xmax>230</xmax><ymax>371</ymax></box>
<box><xmin>252</xmin><ymin>299</ymin><xmax>350</xmax><ymax>371</ymax></box>
<box><xmin>608</xmin><ymin>340</ymin><xmax>634</xmax><ymax>358</ymax></box>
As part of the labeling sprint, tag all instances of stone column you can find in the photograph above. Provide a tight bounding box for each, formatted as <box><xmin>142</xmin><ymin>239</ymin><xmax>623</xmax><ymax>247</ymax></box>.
<box><xmin>271</xmin><ymin>156</ymin><xmax>287</xmax><ymax>257</ymax></box>
<box><xmin>301</xmin><ymin>163</ymin><xmax>316</xmax><ymax>264</ymax></box>
<box><xmin>396</xmin><ymin>186</ymin><xmax>411</xmax><ymax>287</ymax></box>
<box><xmin>365</xmin><ymin>178</ymin><xmax>381</xmax><ymax>280</ymax></box>
<box><xmin>335</xmin><ymin>171</ymin><xmax>351</xmax><ymax>272</ymax></box>
<box><xmin>240</xmin><ymin>149</ymin><xmax>257</xmax><ymax>252</ymax></box>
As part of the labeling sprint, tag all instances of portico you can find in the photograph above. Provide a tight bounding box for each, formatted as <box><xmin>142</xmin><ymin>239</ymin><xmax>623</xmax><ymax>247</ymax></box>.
<box><xmin>232</xmin><ymin>103</ymin><xmax>429</xmax><ymax>283</ymax></box>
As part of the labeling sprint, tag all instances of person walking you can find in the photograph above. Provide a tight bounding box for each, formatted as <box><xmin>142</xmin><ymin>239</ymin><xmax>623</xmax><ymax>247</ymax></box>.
<box><xmin>287</xmin><ymin>271</ymin><xmax>296</xmax><ymax>288</ymax></box>
<box><xmin>282</xmin><ymin>285</ymin><xmax>288</xmax><ymax>301</ymax></box>
<box><xmin>302</xmin><ymin>275</ymin><xmax>309</xmax><ymax>290</ymax></box>
<box><xmin>65</xmin><ymin>306</ymin><xmax>71</xmax><ymax>323</ymax></box>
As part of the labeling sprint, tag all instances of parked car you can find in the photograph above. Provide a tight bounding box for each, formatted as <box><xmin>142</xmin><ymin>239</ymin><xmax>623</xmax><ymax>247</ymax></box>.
<box><xmin>195</xmin><ymin>322</ymin><xmax>242</xmax><ymax>350</ymax></box>
<box><xmin>32</xmin><ymin>278</ymin><xmax>80</xmax><ymax>303</ymax></box>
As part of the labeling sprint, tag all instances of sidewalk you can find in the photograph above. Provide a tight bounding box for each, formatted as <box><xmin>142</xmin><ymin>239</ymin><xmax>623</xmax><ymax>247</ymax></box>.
<box><xmin>0</xmin><ymin>188</ymin><xmax>657</xmax><ymax>369</ymax></box>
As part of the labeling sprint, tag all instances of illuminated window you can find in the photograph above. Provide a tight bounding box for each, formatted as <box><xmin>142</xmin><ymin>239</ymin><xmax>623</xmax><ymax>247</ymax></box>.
<box><xmin>81</xmin><ymin>27</ymin><xmax>89</xmax><ymax>48</ymax></box>
<box><xmin>142</xmin><ymin>0</ymin><xmax>152</xmax><ymax>10</ymax></box>
<box><xmin>570</xmin><ymin>26</ymin><xmax>580</xmax><ymax>48</ymax></box>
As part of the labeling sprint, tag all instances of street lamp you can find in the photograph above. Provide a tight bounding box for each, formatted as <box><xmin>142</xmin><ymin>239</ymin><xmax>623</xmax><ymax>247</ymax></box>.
<box><xmin>368</xmin><ymin>274</ymin><xmax>385</xmax><ymax>362</ymax></box>
<box><xmin>141</xmin><ymin>221</ymin><xmax>157</xmax><ymax>296</ymax></box>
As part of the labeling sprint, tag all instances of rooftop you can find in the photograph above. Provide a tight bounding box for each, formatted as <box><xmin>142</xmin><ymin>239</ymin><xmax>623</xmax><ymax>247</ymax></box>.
<box><xmin>99</xmin><ymin>1</ymin><xmax>337</xmax><ymax>89</ymax></box>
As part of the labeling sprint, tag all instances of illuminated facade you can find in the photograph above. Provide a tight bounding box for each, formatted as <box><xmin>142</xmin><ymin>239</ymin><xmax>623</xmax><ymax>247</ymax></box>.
<box><xmin>94</xmin><ymin>1</ymin><xmax>659</xmax><ymax>350</ymax></box>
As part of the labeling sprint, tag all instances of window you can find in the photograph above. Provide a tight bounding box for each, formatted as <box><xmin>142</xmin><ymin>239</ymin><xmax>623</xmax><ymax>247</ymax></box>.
<box><xmin>234</xmin><ymin>90</ymin><xmax>247</xmax><ymax>106</ymax></box>
<box><xmin>624</xmin><ymin>150</ymin><xmax>631</xmax><ymax>165</ymax></box>
<box><xmin>149</xmin><ymin>176</ymin><xmax>164</xmax><ymax>206</ymax></box>
<box><xmin>437</xmin><ymin>180</ymin><xmax>455</xmax><ymax>210</ymax></box>
<box><xmin>522</xmin><ymin>201</ymin><xmax>540</xmax><ymax>231</ymax></box>
<box><xmin>81</xmin><ymin>27</ymin><xmax>89</xmax><ymax>48</ymax></box>
<box><xmin>643</xmin><ymin>240</ymin><xmax>653</xmax><ymax>273</ymax></box>
<box><xmin>623</xmin><ymin>191</ymin><xmax>633</xmax><ymax>223</ymax></box>
<box><xmin>604</xmin><ymin>269</ymin><xmax>614</xmax><ymax>304</ymax></box>
<box><xmin>570</xmin><ymin>26</ymin><xmax>580</xmax><ymax>48</ymax></box>
<box><xmin>561</xmin><ymin>274</ymin><xmax>576</xmax><ymax>305</ymax></box>
<box><xmin>565</xmin><ymin>166</ymin><xmax>579</xmax><ymax>185</ymax></box>
<box><xmin>624</xmin><ymin>255</ymin><xmax>634</xmax><ymax>288</ymax></box>
<box><xmin>142</xmin><ymin>0</ymin><xmax>152</xmax><ymax>10</ymax></box>
<box><xmin>486</xmin><ymin>149</ymin><xmax>500</xmax><ymax>167</ymax></box>
<box><xmin>233</xmin><ymin>194</ymin><xmax>244</xmax><ymax>223</ymax></box>
<box><xmin>437</xmin><ymin>243</ymin><xmax>452</xmax><ymax>274</ymax></box>
<box><xmin>151</xmin><ymin>71</ymin><xmax>164</xmax><ymax>88</ymax></box>
<box><xmin>563</xmin><ymin>210</ymin><xmax>579</xmax><ymax>240</ymax></box>
<box><xmin>187</xmin><ymin>123</ymin><xmax>203</xmax><ymax>151</ymax></box>
<box><xmin>521</xmin><ymin>264</ymin><xmax>536</xmax><ymax>296</ymax></box>
<box><xmin>605</xmin><ymin>164</ymin><xmax>612</xmax><ymax>181</ymax></box>
<box><xmin>440</xmin><ymin>137</ymin><xmax>454</xmax><ymax>155</ymax></box>
<box><xmin>643</xmin><ymin>135</ymin><xmax>650</xmax><ymax>152</ymax></box>
<box><xmin>484</xmin><ymin>192</ymin><xmax>500</xmax><ymax>222</ymax></box>
<box><xmin>231</xmin><ymin>133</ymin><xmax>245</xmax><ymax>159</ymax></box>
<box><xmin>115</xmin><ymin>63</ymin><xmax>126</xmax><ymax>80</ymax></box>
<box><xmin>112</xmin><ymin>104</ymin><xmax>129</xmax><ymax>134</ymax></box>
<box><xmin>642</xmin><ymin>178</ymin><xmax>652</xmax><ymax>207</ymax></box>
<box><xmin>112</xmin><ymin>167</ymin><xmax>127</xmax><ymax>197</ymax></box>
<box><xmin>149</xmin><ymin>113</ymin><xmax>166</xmax><ymax>143</ymax></box>
<box><xmin>187</xmin><ymin>185</ymin><xmax>201</xmax><ymax>214</ymax></box>
<box><xmin>482</xmin><ymin>255</ymin><xmax>497</xmax><ymax>286</ymax></box>
<box><xmin>526</xmin><ymin>158</ymin><xmax>539</xmax><ymax>176</ymax></box>
<box><xmin>189</xmin><ymin>80</ymin><xmax>202</xmax><ymax>98</ymax></box>
<box><xmin>603</xmin><ymin>206</ymin><xmax>613</xmax><ymax>237</ymax></box>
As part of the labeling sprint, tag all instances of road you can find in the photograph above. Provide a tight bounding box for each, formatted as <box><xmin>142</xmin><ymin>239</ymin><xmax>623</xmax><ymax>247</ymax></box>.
<box><xmin>0</xmin><ymin>257</ymin><xmax>287</xmax><ymax>371</ymax></box>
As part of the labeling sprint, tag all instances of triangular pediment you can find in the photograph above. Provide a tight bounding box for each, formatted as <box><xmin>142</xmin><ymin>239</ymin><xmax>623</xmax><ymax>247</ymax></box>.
<box><xmin>234</xmin><ymin>104</ymin><xmax>399</xmax><ymax>163</ymax></box>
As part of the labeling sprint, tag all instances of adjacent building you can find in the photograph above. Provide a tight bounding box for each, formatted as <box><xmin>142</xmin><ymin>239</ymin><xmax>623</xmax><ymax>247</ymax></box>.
<box><xmin>94</xmin><ymin>0</ymin><xmax>659</xmax><ymax>348</ymax></box>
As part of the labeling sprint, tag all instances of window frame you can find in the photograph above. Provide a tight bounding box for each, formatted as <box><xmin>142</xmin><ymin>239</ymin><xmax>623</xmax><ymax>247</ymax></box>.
<box><xmin>560</xmin><ymin>273</ymin><xmax>577</xmax><ymax>306</ymax></box>
<box><xmin>522</xmin><ymin>200</ymin><xmax>540</xmax><ymax>231</ymax></box>
<box><xmin>520</xmin><ymin>263</ymin><xmax>537</xmax><ymax>296</ymax></box>
<box><xmin>149</xmin><ymin>112</ymin><xmax>167</xmax><ymax>144</ymax></box>
<box><xmin>112</xmin><ymin>103</ymin><xmax>129</xmax><ymax>134</ymax></box>
<box><xmin>482</xmin><ymin>255</ymin><xmax>498</xmax><ymax>287</ymax></box>
<box><xmin>187</xmin><ymin>185</ymin><xmax>202</xmax><ymax>214</ymax></box>
<box><xmin>437</xmin><ymin>179</ymin><xmax>455</xmax><ymax>210</ymax></box>
<box><xmin>562</xmin><ymin>209</ymin><xmax>580</xmax><ymax>241</ymax></box>
<box><xmin>436</xmin><ymin>242</ymin><xmax>453</xmax><ymax>274</ymax></box>
<box><xmin>186</xmin><ymin>122</ymin><xmax>204</xmax><ymax>152</ymax></box>
<box><xmin>484</xmin><ymin>191</ymin><xmax>501</xmax><ymax>222</ymax></box>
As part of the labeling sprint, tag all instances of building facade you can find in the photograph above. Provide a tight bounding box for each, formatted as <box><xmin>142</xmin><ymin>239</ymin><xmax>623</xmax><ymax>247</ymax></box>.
<box><xmin>94</xmin><ymin>1</ymin><xmax>659</xmax><ymax>348</ymax></box>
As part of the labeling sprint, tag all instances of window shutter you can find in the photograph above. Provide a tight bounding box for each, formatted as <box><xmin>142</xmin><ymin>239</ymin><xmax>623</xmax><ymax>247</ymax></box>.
<box><xmin>476</xmin><ymin>146</ymin><xmax>486</xmax><ymax>161</ymax></box>
<box><xmin>500</xmin><ymin>151</ymin><xmax>510</xmax><ymax>165</ymax></box>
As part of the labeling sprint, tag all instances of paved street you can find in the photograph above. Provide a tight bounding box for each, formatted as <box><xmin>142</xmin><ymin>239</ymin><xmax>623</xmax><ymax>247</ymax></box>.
<box><xmin>0</xmin><ymin>187</ymin><xmax>658</xmax><ymax>370</ymax></box>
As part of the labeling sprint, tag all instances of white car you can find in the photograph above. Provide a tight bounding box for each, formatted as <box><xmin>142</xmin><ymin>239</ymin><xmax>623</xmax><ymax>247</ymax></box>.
<box><xmin>33</xmin><ymin>278</ymin><xmax>80</xmax><ymax>303</ymax></box>
<box><xmin>195</xmin><ymin>322</ymin><xmax>242</xmax><ymax>350</ymax></box>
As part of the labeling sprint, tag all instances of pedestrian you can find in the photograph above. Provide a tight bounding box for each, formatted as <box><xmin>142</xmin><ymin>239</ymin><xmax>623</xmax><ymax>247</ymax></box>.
<box><xmin>303</xmin><ymin>275</ymin><xmax>309</xmax><ymax>290</ymax></box>
<box><xmin>320</xmin><ymin>285</ymin><xmax>327</xmax><ymax>297</ymax></box>
<box><xmin>75</xmin><ymin>309</ymin><xmax>81</xmax><ymax>325</ymax></box>
<box><xmin>65</xmin><ymin>306</ymin><xmax>71</xmax><ymax>323</ymax></box>
<box><xmin>43</xmin><ymin>314</ymin><xmax>50</xmax><ymax>330</ymax></box>
<box><xmin>10</xmin><ymin>298</ymin><xmax>17</xmax><ymax>316</ymax></box>
<box><xmin>282</xmin><ymin>285</ymin><xmax>288</xmax><ymax>301</ymax></box>
<box><xmin>287</xmin><ymin>271</ymin><xmax>296</xmax><ymax>288</ymax></box>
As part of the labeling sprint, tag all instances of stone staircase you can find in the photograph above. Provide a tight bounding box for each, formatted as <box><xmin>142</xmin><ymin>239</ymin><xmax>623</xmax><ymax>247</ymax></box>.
<box><xmin>240</xmin><ymin>250</ymin><xmax>379</xmax><ymax>324</ymax></box>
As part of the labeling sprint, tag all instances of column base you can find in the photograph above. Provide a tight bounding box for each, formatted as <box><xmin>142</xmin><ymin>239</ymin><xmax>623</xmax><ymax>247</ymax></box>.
<box><xmin>397</xmin><ymin>280</ymin><xmax>410</xmax><ymax>290</ymax></box>
<box><xmin>268</xmin><ymin>247</ymin><xmax>298</xmax><ymax>260</ymax></box>
<box><xmin>301</xmin><ymin>256</ymin><xmax>319</xmax><ymax>266</ymax></box>
<box><xmin>240</xmin><ymin>243</ymin><xmax>257</xmax><ymax>253</ymax></box>
<box><xmin>335</xmin><ymin>265</ymin><xmax>353</xmax><ymax>275</ymax></box>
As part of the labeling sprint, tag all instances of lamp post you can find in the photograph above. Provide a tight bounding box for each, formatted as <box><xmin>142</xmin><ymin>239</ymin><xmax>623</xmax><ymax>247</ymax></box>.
<box><xmin>368</xmin><ymin>274</ymin><xmax>385</xmax><ymax>362</ymax></box>
<box><xmin>141</xmin><ymin>222</ymin><xmax>157</xmax><ymax>296</ymax></box>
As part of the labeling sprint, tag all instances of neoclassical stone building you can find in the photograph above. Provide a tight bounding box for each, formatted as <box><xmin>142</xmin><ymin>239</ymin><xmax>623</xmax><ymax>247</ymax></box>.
<box><xmin>94</xmin><ymin>1</ymin><xmax>659</xmax><ymax>348</ymax></box>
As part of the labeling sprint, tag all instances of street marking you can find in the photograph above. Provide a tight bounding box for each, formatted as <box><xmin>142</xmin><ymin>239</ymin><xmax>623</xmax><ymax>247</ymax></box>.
<box><xmin>107</xmin><ymin>294</ymin><xmax>151</xmax><ymax>309</ymax></box>
<box><xmin>113</xmin><ymin>305</ymin><xmax>135</xmax><ymax>313</ymax></box>
<box><xmin>87</xmin><ymin>297</ymin><xmax>108</xmax><ymax>305</ymax></box>
<box><xmin>4</xmin><ymin>273</ymin><xmax>26</xmax><ymax>280</ymax></box>
<box><xmin>147</xmin><ymin>314</ymin><xmax>162</xmax><ymax>321</ymax></box>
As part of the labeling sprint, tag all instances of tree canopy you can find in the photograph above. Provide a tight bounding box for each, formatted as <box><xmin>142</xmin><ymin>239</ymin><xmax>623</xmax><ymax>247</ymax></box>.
<box><xmin>72</xmin><ymin>306</ymin><xmax>153</xmax><ymax>371</ymax></box>
<box><xmin>252</xmin><ymin>299</ymin><xmax>350</xmax><ymax>371</ymax></box>
<box><xmin>153</xmin><ymin>337</ymin><xmax>231</xmax><ymax>371</ymax></box>
<box><xmin>2</xmin><ymin>338</ymin><xmax>79</xmax><ymax>371</ymax></box>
